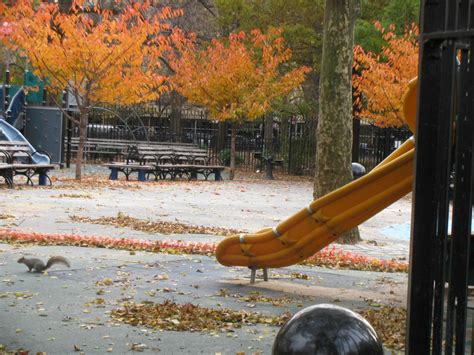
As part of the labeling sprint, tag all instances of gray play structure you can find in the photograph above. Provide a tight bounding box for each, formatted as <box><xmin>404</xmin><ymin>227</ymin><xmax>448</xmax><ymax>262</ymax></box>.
<box><xmin>0</xmin><ymin>82</ymin><xmax>64</xmax><ymax>165</ymax></box>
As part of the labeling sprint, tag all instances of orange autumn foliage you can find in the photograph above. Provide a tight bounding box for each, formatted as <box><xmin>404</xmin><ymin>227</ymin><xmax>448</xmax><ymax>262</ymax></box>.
<box><xmin>2</xmin><ymin>0</ymin><xmax>185</xmax><ymax>107</ymax></box>
<box><xmin>170</xmin><ymin>28</ymin><xmax>310</xmax><ymax>123</ymax></box>
<box><xmin>1</xmin><ymin>0</ymin><xmax>187</xmax><ymax>180</ymax></box>
<box><xmin>0</xmin><ymin>3</ymin><xmax>12</xmax><ymax>40</ymax></box>
<box><xmin>353</xmin><ymin>22</ymin><xmax>419</xmax><ymax>128</ymax></box>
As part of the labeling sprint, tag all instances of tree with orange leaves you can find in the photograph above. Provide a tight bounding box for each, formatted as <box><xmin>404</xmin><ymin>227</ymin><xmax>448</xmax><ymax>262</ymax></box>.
<box><xmin>170</xmin><ymin>28</ymin><xmax>310</xmax><ymax>180</ymax></box>
<box><xmin>2</xmin><ymin>0</ymin><xmax>185</xmax><ymax>179</ymax></box>
<box><xmin>353</xmin><ymin>22</ymin><xmax>419</xmax><ymax>128</ymax></box>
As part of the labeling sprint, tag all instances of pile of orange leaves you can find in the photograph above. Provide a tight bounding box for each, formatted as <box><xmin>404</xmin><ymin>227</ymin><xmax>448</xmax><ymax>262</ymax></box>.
<box><xmin>0</xmin><ymin>229</ymin><xmax>407</xmax><ymax>273</ymax></box>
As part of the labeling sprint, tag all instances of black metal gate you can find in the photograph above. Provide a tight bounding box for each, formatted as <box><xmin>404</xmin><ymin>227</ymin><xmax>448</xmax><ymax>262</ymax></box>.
<box><xmin>407</xmin><ymin>1</ymin><xmax>474</xmax><ymax>353</ymax></box>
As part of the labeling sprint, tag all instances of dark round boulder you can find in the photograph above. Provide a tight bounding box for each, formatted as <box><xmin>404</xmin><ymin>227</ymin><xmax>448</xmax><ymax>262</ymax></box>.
<box><xmin>352</xmin><ymin>163</ymin><xmax>367</xmax><ymax>180</ymax></box>
<box><xmin>272</xmin><ymin>304</ymin><xmax>383</xmax><ymax>355</ymax></box>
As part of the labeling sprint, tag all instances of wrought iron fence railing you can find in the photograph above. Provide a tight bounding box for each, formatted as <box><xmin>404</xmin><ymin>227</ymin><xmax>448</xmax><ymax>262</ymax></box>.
<box><xmin>71</xmin><ymin>107</ymin><xmax>412</xmax><ymax>175</ymax></box>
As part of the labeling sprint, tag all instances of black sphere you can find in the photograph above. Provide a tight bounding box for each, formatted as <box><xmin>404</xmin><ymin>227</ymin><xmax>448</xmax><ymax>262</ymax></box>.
<box><xmin>351</xmin><ymin>163</ymin><xmax>367</xmax><ymax>180</ymax></box>
<box><xmin>272</xmin><ymin>304</ymin><xmax>383</xmax><ymax>355</ymax></box>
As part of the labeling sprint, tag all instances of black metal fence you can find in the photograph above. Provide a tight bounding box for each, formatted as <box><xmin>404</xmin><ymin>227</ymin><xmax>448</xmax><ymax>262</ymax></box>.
<box><xmin>407</xmin><ymin>1</ymin><xmax>474</xmax><ymax>353</ymax></box>
<box><xmin>76</xmin><ymin>105</ymin><xmax>411</xmax><ymax>175</ymax></box>
<box><xmin>357</xmin><ymin>121</ymin><xmax>412</xmax><ymax>170</ymax></box>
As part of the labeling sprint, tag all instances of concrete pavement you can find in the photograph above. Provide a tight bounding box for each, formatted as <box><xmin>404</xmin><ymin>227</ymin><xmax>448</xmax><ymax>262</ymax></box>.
<box><xmin>0</xmin><ymin>166</ymin><xmax>412</xmax><ymax>353</ymax></box>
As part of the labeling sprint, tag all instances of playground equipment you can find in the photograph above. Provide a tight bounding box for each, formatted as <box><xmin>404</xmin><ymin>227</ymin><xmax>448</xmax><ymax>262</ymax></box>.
<box><xmin>216</xmin><ymin>80</ymin><xmax>417</xmax><ymax>275</ymax></box>
<box><xmin>1</xmin><ymin>67</ymin><xmax>64</xmax><ymax>165</ymax></box>
<box><xmin>272</xmin><ymin>304</ymin><xmax>383</xmax><ymax>355</ymax></box>
<box><xmin>0</xmin><ymin>88</ymin><xmax>51</xmax><ymax>164</ymax></box>
<box><xmin>0</xmin><ymin>87</ymin><xmax>51</xmax><ymax>164</ymax></box>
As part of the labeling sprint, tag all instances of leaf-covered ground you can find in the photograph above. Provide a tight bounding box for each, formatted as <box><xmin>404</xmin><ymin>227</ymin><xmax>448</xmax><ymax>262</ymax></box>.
<box><xmin>110</xmin><ymin>299</ymin><xmax>291</xmax><ymax>332</ymax></box>
<box><xmin>216</xmin><ymin>289</ymin><xmax>294</xmax><ymax>307</ymax></box>
<box><xmin>361</xmin><ymin>305</ymin><xmax>406</xmax><ymax>351</ymax></box>
<box><xmin>70</xmin><ymin>212</ymin><xmax>243</xmax><ymax>236</ymax></box>
<box><xmin>110</xmin><ymin>298</ymin><xmax>406</xmax><ymax>350</ymax></box>
<box><xmin>0</xmin><ymin>228</ymin><xmax>408</xmax><ymax>273</ymax></box>
<box><xmin>0</xmin><ymin>345</ymin><xmax>34</xmax><ymax>355</ymax></box>
<box><xmin>66</xmin><ymin>212</ymin><xmax>407</xmax><ymax>273</ymax></box>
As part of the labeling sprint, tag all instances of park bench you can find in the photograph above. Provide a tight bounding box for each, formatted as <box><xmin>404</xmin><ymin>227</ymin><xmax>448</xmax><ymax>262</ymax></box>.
<box><xmin>69</xmin><ymin>138</ymin><xmax>124</xmax><ymax>161</ymax></box>
<box><xmin>0</xmin><ymin>141</ymin><xmax>55</xmax><ymax>186</ymax></box>
<box><xmin>69</xmin><ymin>138</ymin><xmax>202</xmax><ymax>162</ymax></box>
<box><xmin>0</xmin><ymin>163</ymin><xmax>13</xmax><ymax>188</ymax></box>
<box><xmin>102</xmin><ymin>162</ymin><xmax>155</xmax><ymax>181</ymax></box>
<box><xmin>103</xmin><ymin>147</ymin><xmax>225</xmax><ymax>181</ymax></box>
<box><xmin>253</xmin><ymin>151</ymin><xmax>284</xmax><ymax>179</ymax></box>
<box><xmin>0</xmin><ymin>149</ymin><xmax>13</xmax><ymax>187</ymax></box>
<box><xmin>152</xmin><ymin>154</ymin><xmax>225</xmax><ymax>181</ymax></box>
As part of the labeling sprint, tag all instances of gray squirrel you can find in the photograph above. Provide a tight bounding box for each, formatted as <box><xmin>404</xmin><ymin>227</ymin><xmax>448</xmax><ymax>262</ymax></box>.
<box><xmin>18</xmin><ymin>256</ymin><xmax>70</xmax><ymax>272</ymax></box>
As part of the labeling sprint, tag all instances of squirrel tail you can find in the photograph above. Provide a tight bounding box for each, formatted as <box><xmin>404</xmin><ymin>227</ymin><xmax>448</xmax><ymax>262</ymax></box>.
<box><xmin>45</xmin><ymin>256</ymin><xmax>70</xmax><ymax>270</ymax></box>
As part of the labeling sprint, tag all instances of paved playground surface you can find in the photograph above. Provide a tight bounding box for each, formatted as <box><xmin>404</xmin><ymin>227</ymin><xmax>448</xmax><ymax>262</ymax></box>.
<box><xmin>0</xmin><ymin>166</ymin><xmax>411</xmax><ymax>353</ymax></box>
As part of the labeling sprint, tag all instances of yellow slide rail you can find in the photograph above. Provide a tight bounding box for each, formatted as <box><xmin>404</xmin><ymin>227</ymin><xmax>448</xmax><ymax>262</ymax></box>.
<box><xmin>216</xmin><ymin>79</ymin><xmax>418</xmax><ymax>269</ymax></box>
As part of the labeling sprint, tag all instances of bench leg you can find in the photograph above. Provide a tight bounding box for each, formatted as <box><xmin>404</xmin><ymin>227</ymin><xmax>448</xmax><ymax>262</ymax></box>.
<box><xmin>1</xmin><ymin>172</ymin><xmax>13</xmax><ymax>188</ymax></box>
<box><xmin>5</xmin><ymin>170</ymin><xmax>13</xmax><ymax>188</ymax></box>
<box><xmin>109</xmin><ymin>168</ymin><xmax>118</xmax><ymax>180</ymax></box>
<box><xmin>214</xmin><ymin>169</ymin><xmax>222</xmax><ymax>181</ymax></box>
<box><xmin>265</xmin><ymin>161</ymin><xmax>274</xmax><ymax>180</ymax></box>
<box><xmin>38</xmin><ymin>171</ymin><xmax>48</xmax><ymax>186</ymax></box>
<box><xmin>138</xmin><ymin>169</ymin><xmax>147</xmax><ymax>182</ymax></box>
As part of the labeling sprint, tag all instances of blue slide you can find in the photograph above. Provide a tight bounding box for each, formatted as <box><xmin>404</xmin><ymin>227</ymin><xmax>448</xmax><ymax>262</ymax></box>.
<box><xmin>0</xmin><ymin>87</ymin><xmax>50</xmax><ymax>164</ymax></box>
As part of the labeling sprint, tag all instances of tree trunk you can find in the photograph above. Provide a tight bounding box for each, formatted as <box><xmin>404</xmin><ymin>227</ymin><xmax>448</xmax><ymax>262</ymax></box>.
<box><xmin>217</xmin><ymin>121</ymin><xmax>227</xmax><ymax>151</ymax></box>
<box><xmin>170</xmin><ymin>91</ymin><xmax>183</xmax><ymax>142</ymax></box>
<box><xmin>229</xmin><ymin>124</ymin><xmax>237</xmax><ymax>180</ymax></box>
<box><xmin>314</xmin><ymin>0</ymin><xmax>361</xmax><ymax>244</ymax></box>
<box><xmin>75</xmin><ymin>111</ymin><xmax>88</xmax><ymax>180</ymax></box>
<box><xmin>263</xmin><ymin>115</ymin><xmax>273</xmax><ymax>157</ymax></box>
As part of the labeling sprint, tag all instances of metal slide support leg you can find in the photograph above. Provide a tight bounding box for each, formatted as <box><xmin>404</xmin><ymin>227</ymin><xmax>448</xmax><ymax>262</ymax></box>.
<box><xmin>250</xmin><ymin>267</ymin><xmax>256</xmax><ymax>284</ymax></box>
<box><xmin>249</xmin><ymin>267</ymin><xmax>269</xmax><ymax>283</ymax></box>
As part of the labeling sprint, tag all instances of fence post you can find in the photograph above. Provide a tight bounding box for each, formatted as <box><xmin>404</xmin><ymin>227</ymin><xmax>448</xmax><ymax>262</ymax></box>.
<box><xmin>4</xmin><ymin>65</ymin><xmax>10</xmax><ymax>121</ymax></box>
<box><xmin>352</xmin><ymin>118</ymin><xmax>360</xmax><ymax>162</ymax></box>
<box><xmin>217</xmin><ymin>121</ymin><xmax>227</xmax><ymax>152</ymax></box>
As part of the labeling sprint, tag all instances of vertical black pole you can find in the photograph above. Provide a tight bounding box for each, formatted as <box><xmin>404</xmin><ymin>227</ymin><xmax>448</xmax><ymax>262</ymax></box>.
<box><xmin>352</xmin><ymin>118</ymin><xmax>360</xmax><ymax>163</ymax></box>
<box><xmin>42</xmin><ymin>88</ymin><xmax>48</xmax><ymax>106</ymax></box>
<box><xmin>4</xmin><ymin>66</ymin><xmax>10</xmax><ymax>120</ymax></box>
<box><xmin>430</xmin><ymin>39</ymin><xmax>456</xmax><ymax>355</ymax></box>
<box><xmin>406</xmin><ymin>0</ymin><xmax>474</xmax><ymax>353</ymax></box>
<box><xmin>287</xmin><ymin>119</ymin><xmax>293</xmax><ymax>174</ymax></box>
<box><xmin>407</xmin><ymin>1</ymin><xmax>457</xmax><ymax>349</ymax></box>
<box><xmin>446</xmin><ymin>43</ymin><xmax>474</xmax><ymax>354</ymax></box>
<box><xmin>63</xmin><ymin>90</ymin><xmax>72</xmax><ymax>168</ymax></box>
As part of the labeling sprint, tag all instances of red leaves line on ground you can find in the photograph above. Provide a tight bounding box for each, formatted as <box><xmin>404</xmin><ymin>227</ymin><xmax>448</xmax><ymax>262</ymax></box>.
<box><xmin>0</xmin><ymin>228</ymin><xmax>214</xmax><ymax>255</ymax></box>
<box><xmin>302</xmin><ymin>246</ymin><xmax>408</xmax><ymax>273</ymax></box>
<box><xmin>0</xmin><ymin>229</ymin><xmax>407</xmax><ymax>273</ymax></box>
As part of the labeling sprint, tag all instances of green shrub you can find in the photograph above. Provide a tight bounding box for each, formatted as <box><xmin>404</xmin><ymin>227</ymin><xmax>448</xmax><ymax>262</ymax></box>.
<box><xmin>219</xmin><ymin>149</ymin><xmax>243</xmax><ymax>167</ymax></box>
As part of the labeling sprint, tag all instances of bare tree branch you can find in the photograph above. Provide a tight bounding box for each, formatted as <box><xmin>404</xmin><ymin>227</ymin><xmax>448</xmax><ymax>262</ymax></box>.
<box><xmin>196</xmin><ymin>0</ymin><xmax>216</xmax><ymax>17</ymax></box>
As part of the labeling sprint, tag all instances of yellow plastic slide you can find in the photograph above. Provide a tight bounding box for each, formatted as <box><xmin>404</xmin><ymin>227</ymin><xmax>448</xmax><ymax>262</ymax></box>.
<box><xmin>216</xmin><ymin>79</ymin><xmax>418</xmax><ymax>268</ymax></box>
